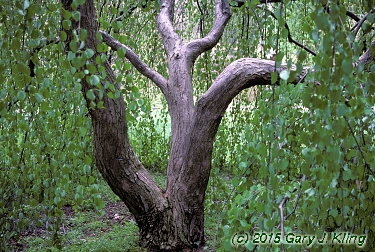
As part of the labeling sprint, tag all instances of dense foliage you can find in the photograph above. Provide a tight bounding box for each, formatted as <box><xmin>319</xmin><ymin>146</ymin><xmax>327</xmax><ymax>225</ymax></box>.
<box><xmin>0</xmin><ymin>0</ymin><xmax>374</xmax><ymax>251</ymax></box>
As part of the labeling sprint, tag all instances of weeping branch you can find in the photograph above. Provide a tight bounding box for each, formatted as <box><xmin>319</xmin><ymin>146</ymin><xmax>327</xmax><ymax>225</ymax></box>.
<box><xmin>260</xmin><ymin>7</ymin><xmax>316</xmax><ymax>56</ymax></box>
<box><xmin>0</xmin><ymin>37</ymin><xmax>59</xmax><ymax>118</ymax></box>
<box><xmin>114</xmin><ymin>0</ymin><xmax>154</xmax><ymax>22</ymax></box>
<box><xmin>344</xmin><ymin>116</ymin><xmax>375</xmax><ymax>177</ymax></box>
<box><xmin>28</xmin><ymin>37</ymin><xmax>60</xmax><ymax>77</ymax></box>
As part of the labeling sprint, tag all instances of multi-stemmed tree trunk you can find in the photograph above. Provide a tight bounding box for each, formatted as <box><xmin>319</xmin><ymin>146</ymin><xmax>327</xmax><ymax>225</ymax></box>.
<box><xmin>60</xmin><ymin>0</ymin><xmax>374</xmax><ymax>251</ymax></box>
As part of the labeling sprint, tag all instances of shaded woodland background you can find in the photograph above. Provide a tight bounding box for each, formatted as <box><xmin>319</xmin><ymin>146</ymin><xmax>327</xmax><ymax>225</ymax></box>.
<box><xmin>1</xmin><ymin>0</ymin><xmax>375</xmax><ymax>251</ymax></box>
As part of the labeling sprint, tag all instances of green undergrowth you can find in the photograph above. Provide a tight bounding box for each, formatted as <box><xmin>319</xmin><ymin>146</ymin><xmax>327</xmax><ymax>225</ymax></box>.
<box><xmin>19</xmin><ymin>172</ymin><xmax>230</xmax><ymax>251</ymax></box>
<box><xmin>19</xmin><ymin>178</ymin><xmax>144</xmax><ymax>252</ymax></box>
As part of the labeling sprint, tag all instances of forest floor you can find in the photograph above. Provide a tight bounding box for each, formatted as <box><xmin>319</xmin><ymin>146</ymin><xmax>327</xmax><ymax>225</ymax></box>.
<box><xmin>14</xmin><ymin>195</ymin><xmax>145</xmax><ymax>251</ymax></box>
<box><xmin>13</xmin><ymin>172</ymin><xmax>222</xmax><ymax>251</ymax></box>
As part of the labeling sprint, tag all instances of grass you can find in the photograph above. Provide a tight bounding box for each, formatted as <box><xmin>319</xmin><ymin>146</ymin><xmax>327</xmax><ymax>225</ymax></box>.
<box><xmin>20</xmin><ymin>182</ymin><xmax>145</xmax><ymax>252</ymax></box>
<box><xmin>17</xmin><ymin>171</ymin><xmax>230</xmax><ymax>251</ymax></box>
<box><xmin>23</xmin><ymin>221</ymin><xmax>143</xmax><ymax>252</ymax></box>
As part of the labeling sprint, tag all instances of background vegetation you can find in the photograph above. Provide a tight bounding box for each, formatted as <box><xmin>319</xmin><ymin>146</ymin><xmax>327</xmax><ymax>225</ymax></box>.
<box><xmin>1</xmin><ymin>0</ymin><xmax>374</xmax><ymax>251</ymax></box>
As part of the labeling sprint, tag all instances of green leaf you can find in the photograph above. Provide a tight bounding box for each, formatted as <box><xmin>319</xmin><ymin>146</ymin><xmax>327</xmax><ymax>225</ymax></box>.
<box><xmin>35</xmin><ymin>93</ymin><xmax>43</xmax><ymax>102</ymax></box>
<box><xmin>126</xmin><ymin>74</ymin><xmax>133</xmax><ymax>83</ymax></box>
<box><xmin>342</xmin><ymin>59</ymin><xmax>353</xmax><ymax>73</ymax></box>
<box><xmin>75</xmin><ymin>83</ymin><xmax>82</xmax><ymax>91</ymax></box>
<box><xmin>232</xmin><ymin>177</ymin><xmax>240</xmax><ymax>186</ymax></box>
<box><xmin>85</xmin><ymin>48</ymin><xmax>94</xmax><ymax>59</ymax></box>
<box><xmin>343</xmin><ymin>169</ymin><xmax>352</xmax><ymax>181</ymax></box>
<box><xmin>280</xmin><ymin>70</ymin><xmax>290</xmax><ymax>80</ymax></box>
<box><xmin>88</xmin><ymin>176</ymin><xmax>95</xmax><ymax>184</ymax></box>
<box><xmin>336</xmin><ymin>104</ymin><xmax>348</xmax><ymax>116</ymax></box>
<box><xmin>80</xmin><ymin>176</ymin><xmax>87</xmax><ymax>183</ymax></box>
<box><xmin>89</xmin><ymin>75</ymin><xmax>100</xmax><ymax>85</ymax></box>
<box><xmin>68</xmin><ymin>51</ymin><xmax>75</xmax><ymax>61</ymax></box>
<box><xmin>118</xmin><ymin>47</ymin><xmax>126</xmax><ymax>58</ymax></box>
<box><xmin>312</xmin><ymin>30</ymin><xmax>319</xmax><ymax>43</ymax></box>
<box><xmin>84</xmin><ymin>155</ymin><xmax>92</xmax><ymax>165</ymax></box>
<box><xmin>97</xmin><ymin>43</ymin><xmax>107</xmax><ymax>53</ymax></box>
<box><xmin>86</xmin><ymin>63</ymin><xmax>97</xmax><ymax>74</ymax></box>
<box><xmin>23</xmin><ymin>0</ymin><xmax>30</xmax><ymax>10</ymax></box>
<box><xmin>54</xmin><ymin>196</ymin><xmax>60</xmax><ymax>205</ymax></box>
<box><xmin>298</xmin><ymin>50</ymin><xmax>307</xmax><ymax>61</ymax></box>
<box><xmin>97</xmin><ymin>101</ymin><xmax>104</xmax><ymax>108</ymax></box>
<box><xmin>63</xmin><ymin>10</ymin><xmax>71</xmax><ymax>19</ymax></box>
<box><xmin>72</xmin><ymin>57</ymin><xmax>84</xmax><ymax>69</ymax></box>
<box><xmin>271</xmin><ymin>71</ymin><xmax>278</xmax><ymax>84</ymax></box>
<box><xmin>86</xmin><ymin>89</ymin><xmax>95</xmax><ymax>100</ymax></box>
<box><xmin>110</xmin><ymin>7</ymin><xmax>118</xmax><ymax>15</ymax></box>
<box><xmin>119</xmin><ymin>35</ymin><xmax>127</xmax><ymax>44</ymax></box>
<box><xmin>62</xmin><ymin>20</ymin><xmax>71</xmax><ymax>30</ymax></box>
<box><xmin>79</xmin><ymin>29</ymin><xmax>87</xmax><ymax>41</ymax></box>
<box><xmin>60</xmin><ymin>31</ymin><xmax>67</xmax><ymax>41</ymax></box>
<box><xmin>108</xmin><ymin>92</ymin><xmax>114</xmax><ymax>99</ymax></box>
<box><xmin>331</xmin><ymin>209</ymin><xmax>338</xmax><ymax>218</ymax></box>
<box><xmin>124</xmin><ymin>63</ymin><xmax>131</xmax><ymax>70</ymax></box>
<box><xmin>72</xmin><ymin>11</ymin><xmax>80</xmax><ymax>22</ymax></box>
<box><xmin>17</xmin><ymin>90</ymin><xmax>26</xmax><ymax>101</ymax></box>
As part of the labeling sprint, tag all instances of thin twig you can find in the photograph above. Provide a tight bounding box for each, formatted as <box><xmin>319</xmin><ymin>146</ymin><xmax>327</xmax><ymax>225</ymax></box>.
<box><xmin>284</xmin><ymin>174</ymin><xmax>306</xmax><ymax>221</ymax></box>
<box><xmin>353</xmin><ymin>8</ymin><xmax>375</xmax><ymax>38</ymax></box>
<box><xmin>346</xmin><ymin>9</ymin><xmax>360</xmax><ymax>22</ymax></box>
<box><xmin>212</xmin><ymin>159</ymin><xmax>256</xmax><ymax>251</ymax></box>
<box><xmin>261</xmin><ymin>7</ymin><xmax>316</xmax><ymax>56</ymax></box>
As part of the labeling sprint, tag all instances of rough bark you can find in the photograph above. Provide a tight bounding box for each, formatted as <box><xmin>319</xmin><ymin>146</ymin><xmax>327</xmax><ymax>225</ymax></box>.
<box><xmin>61</xmin><ymin>1</ymin><xmax>176</xmax><ymax>250</ymax></box>
<box><xmin>60</xmin><ymin>0</ymin><xmax>310</xmax><ymax>250</ymax></box>
<box><xmin>61</xmin><ymin>0</ymin><xmax>372</xmax><ymax>251</ymax></box>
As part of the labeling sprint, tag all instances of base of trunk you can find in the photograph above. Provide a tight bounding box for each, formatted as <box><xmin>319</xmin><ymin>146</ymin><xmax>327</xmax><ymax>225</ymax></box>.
<box><xmin>137</xmin><ymin>205</ymin><xmax>205</xmax><ymax>251</ymax></box>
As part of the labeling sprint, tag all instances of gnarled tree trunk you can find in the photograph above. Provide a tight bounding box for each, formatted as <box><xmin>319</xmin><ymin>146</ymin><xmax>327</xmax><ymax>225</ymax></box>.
<box><xmin>60</xmin><ymin>0</ymin><xmax>313</xmax><ymax>250</ymax></box>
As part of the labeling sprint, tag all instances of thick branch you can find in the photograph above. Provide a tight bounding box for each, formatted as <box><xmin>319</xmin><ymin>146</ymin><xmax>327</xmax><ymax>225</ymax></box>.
<box><xmin>177</xmin><ymin>59</ymin><xmax>305</xmax><ymax>192</ymax></box>
<box><xmin>199</xmin><ymin>58</ymin><xmax>305</xmax><ymax>115</ymax></box>
<box><xmin>63</xmin><ymin>0</ymin><xmax>167</xmax><ymax>224</ymax></box>
<box><xmin>99</xmin><ymin>31</ymin><xmax>168</xmax><ymax>96</ymax></box>
<box><xmin>173</xmin><ymin>59</ymin><xmax>306</xmax><ymax>215</ymax></box>
<box><xmin>186</xmin><ymin>0</ymin><xmax>231</xmax><ymax>62</ymax></box>
<box><xmin>156</xmin><ymin>0</ymin><xmax>181</xmax><ymax>58</ymax></box>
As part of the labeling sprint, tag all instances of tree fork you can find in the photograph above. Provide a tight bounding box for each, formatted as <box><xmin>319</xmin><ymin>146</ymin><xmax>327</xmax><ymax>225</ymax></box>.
<box><xmin>59</xmin><ymin>0</ymin><xmax>375</xmax><ymax>250</ymax></box>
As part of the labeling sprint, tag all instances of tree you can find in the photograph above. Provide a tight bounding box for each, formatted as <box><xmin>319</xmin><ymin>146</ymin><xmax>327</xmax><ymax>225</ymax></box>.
<box><xmin>1</xmin><ymin>0</ymin><xmax>374</xmax><ymax>251</ymax></box>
